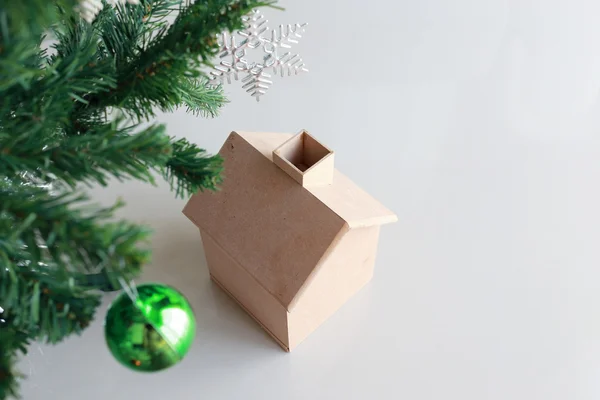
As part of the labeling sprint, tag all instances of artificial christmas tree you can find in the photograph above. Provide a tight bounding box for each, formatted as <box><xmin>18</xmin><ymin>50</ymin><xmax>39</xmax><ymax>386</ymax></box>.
<box><xmin>0</xmin><ymin>0</ymin><xmax>276</xmax><ymax>398</ymax></box>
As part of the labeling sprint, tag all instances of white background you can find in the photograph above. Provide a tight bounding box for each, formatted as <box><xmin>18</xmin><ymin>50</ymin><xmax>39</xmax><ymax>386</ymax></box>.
<box><xmin>19</xmin><ymin>0</ymin><xmax>600</xmax><ymax>399</ymax></box>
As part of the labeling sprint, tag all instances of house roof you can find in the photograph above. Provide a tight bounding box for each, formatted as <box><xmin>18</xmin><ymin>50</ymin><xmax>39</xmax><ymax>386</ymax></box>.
<box><xmin>183</xmin><ymin>131</ymin><xmax>396</xmax><ymax>309</ymax></box>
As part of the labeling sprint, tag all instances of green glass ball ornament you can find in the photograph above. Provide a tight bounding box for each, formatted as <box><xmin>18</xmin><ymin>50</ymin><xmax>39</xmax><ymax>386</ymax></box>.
<box><xmin>104</xmin><ymin>283</ymin><xmax>196</xmax><ymax>372</ymax></box>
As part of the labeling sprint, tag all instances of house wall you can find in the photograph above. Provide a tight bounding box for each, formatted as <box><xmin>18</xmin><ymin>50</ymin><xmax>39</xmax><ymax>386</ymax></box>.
<box><xmin>287</xmin><ymin>226</ymin><xmax>381</xmax><ymax>350</ymax></box>
<box><xmin>200</xmin><ymin>229</ymin><xmax>290</xmax><ymax>350</ymax></box>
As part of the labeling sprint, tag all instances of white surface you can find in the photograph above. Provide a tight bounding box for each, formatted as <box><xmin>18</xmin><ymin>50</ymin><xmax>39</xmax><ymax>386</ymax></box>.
<box><xmin>19</xmin><ymin>0</ymin><xmax>600</xmax><ymax>399</ymax></box>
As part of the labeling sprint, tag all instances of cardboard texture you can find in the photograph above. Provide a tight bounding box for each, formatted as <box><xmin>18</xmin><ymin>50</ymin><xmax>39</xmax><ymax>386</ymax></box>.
<box><xmin>183</xmin><ymin>130</ymin><xmax>397</xmax><ymax>351</ymax></box>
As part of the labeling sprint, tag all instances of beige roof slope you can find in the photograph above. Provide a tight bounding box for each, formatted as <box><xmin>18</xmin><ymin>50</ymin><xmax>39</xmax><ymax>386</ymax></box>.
<box><xmin>183</xmin><ymin>131</ymin><xmax>397</xmax><ymax>310</ymax></box>
<box><xmin>237</xmin><ymin>131</ymin><xmax>398</xmax><ymax>228</ymax></box>
<box><xmin>183</xmin><ymin>132</ymin><xmax>346</xmax><ymax>309</ymax></box>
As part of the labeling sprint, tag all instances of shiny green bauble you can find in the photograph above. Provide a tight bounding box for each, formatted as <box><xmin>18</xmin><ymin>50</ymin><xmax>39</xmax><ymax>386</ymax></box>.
<box><xmin>104</xmin><ymin>283</ymin><xmax>196</xmax><ymax>372</ymax></box>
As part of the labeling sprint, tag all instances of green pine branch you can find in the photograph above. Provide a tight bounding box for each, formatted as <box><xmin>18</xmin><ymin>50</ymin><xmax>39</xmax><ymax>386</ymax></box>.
<box><xmin>165</xmin><ymin>138</ymin><xmax>223</xmax><ymax>198</ymax></box>
<box><xmin>0</xmin><ymin>328</ymin><xmax>30</xmax><ymax>400</ymax></box>
<box><xmin>0</xmin><ymin>121</ymin><xmax>170</xmax><ymax>186</ymax></box>
<box><xmin>0</xmin><ymin>182</ymin><xmax>152</xmax><ymax>280</ymax></box>
<box><xmin>1</xmin><ymin>25</ymin><xmax>116</xmax><ymax>141</ymax></box>
<box><xmin>95</xmin><ymin>0</ymin><xmax>181</xmax><ymax>66</ymax></box>
<box><xmin>0</xmin><ymin>0</ymin><xmax>79</xmax><ymax>93</ymax></box>
<box><xmin>179</xmin><ymin>78</ymin><xmax>227</xmax><ymax>117</ymax></box>
<box><xmin>77</xmin><ymin>0</ymin><xmax>277</xmax><ymax>119</ymax></box>
<box><xmin>0</xmin><ymin>0</ymin><xmax>78</xmax><ymax>40</ymax></box>
<box><xmin>0</xmin><ymin>0</ymin><xmax>282</xmax><ymax>398</ymax></box>
<box><xmin>1</xmin><ymin>121</ymin><xmax>223</xmax><ymax>199</ymax></box>
<box><xmin>0</xmin><ymin>183</ymin><xmax>152</xmax><ymax>397</ymax></box>
<box><xmin>1</xmin><ymin>267</ymin><xmax>103</xmax><ymax>343</ymax></box>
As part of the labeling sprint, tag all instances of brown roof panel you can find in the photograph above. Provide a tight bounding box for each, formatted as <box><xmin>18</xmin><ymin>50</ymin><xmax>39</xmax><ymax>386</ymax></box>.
<box><xmin>183</xmin><ymin>132</ymin><xmax>346</xmax><ymax>309</ymax></box>
<box><xmin>237</xmin><ymin>131</ymin><xmax>398</xmax><ymax>228</ymax></box>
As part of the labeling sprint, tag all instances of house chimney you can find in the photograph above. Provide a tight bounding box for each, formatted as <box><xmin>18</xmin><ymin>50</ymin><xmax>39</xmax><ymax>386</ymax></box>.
<box><xmin>273</xmin><ymin>130</ymin><xmax>334</xmax><ymax>187</ymax></box>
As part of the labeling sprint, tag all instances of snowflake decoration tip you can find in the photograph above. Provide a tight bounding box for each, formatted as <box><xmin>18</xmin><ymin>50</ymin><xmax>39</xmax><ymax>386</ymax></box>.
<box><xmin>210</xmin><ymin>9</ymin><xmax>309</xmax><ymax>102</ymax></box>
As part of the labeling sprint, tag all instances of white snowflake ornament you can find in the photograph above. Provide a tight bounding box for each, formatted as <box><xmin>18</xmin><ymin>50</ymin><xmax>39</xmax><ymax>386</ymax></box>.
<box><xmin>210</xmin><ymin>10</ymin><xmax>308</xmax><ymax>102</ymax></box>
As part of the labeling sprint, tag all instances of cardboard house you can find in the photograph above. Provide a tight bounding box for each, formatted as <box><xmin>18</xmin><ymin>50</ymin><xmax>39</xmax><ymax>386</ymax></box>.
<box><xmin>183</xmin><ymin>130</ymin><xmax>397</xmax><ymax>351</ymax></box>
